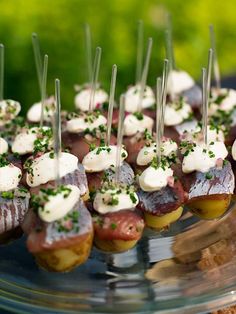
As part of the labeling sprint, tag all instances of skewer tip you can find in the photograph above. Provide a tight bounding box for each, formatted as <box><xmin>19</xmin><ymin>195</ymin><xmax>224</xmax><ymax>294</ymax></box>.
<box><xmin>96</xmin><ymin>46</ymin><xmax>102</xmax><ymax>53</ymax></box>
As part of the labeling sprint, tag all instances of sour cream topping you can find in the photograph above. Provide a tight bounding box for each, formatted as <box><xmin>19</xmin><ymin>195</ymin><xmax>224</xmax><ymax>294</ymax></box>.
<box><xmin>123</xmin><ymin>113</ymin><xmax>154</xmax><ymax>136</ymax></box>
<box><xmin>26</xmin><ymin>152</ymin><xmax>78</xmax><ymax>187</ymax></box>
<box><xmin>74</xmin><ymin>88</ymin><xmax>108</xmax><ymax>111</ymax></box>
<box><xmin>164</xmin><ymin>101</ymin><xmax>192</xmax><ymax>126</ymax></box>
<box><xmin>182</xmin><ymin>125</ymin><xmax>225</xmax><ymax>143</ymax></box>
<box><xmin>139</xmin><ymin>165</ymin><xmax>173</xmax><ymax>192</ymax></box>
<box><xmin>167</xmin><ymin>70</ymin><xmax>195</xmax><ymax>95</ymax></box>
<box><xmin>39</xmin><ymin>185</ymin><xmax>81</xmax><ymax>223</ymax></box>
<box><xmin>93</xmin><ymin>186</ymin><xmax>139</xmax><ymax>214</ymax></box>
<box><xmin>124</xmin><ymin>84</ymin><xmax>155</xmax><ymax>113</ymax></box>
<box><xmin>27</xmin><ymin>96</ymin><xmax>55</xmax><ymax>123</ymax></box>
<box><xmin>82</xmin><ymin>145</ymin><xmax>127</xmax><ymax>172</ymax></box>
<box><xmin>0</xmin><ymin>137</ymin><xmax>8</xmax><ymax>154</ymax></box>
<box><xmin>67</xmin><ymin>112</ymin><xmax>107</xmax><ymax>133</ymax></box>
<box><xmin>0</xmin><ymin>164</ymin><xmax>22</xmax><ymax>192</ymax></box>
<box><xmin>0</xmin><ymin>99</ymin><xmax>21</xmax><ymax>126</ymax></box>
<box><xmin>12</xmin><ymin>126</ymin><xmax>52</xmax><ymax>155</ymax></box>
<box><xmin>210</xmin><ymin>88</ymin><xmax>236</xmax><ymax>113</ymax></box>
<box><xmin>182</xmin><ymin>142</ymin><xmax>228</xmax><ymax>174</ymax></box>
<box><xmin>232</xmin><ymin>139</ymin><xmax>236</xmax><ymax>161</ymax></box>
<box><xmin>137</xmin><ymin>139</ymin><xmax>177</xmax><ymax>166</ymax></box>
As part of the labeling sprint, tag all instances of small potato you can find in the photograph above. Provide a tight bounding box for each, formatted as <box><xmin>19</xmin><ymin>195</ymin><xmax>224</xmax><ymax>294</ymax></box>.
<box><xmin>188</xmin><ymin>195</ymin><xmax>231</xmax><ymax>220</ymax></box>
<box><xmin>93</xmin><ymin>210</ymin><xmax>145</xmax><ymax>254</ymax></box>
<box><xmin>94</xmin><ymin>238</ymin><xmax>138</xmax><ymax>253</ymax></box>
<box><xmin>35</xmin><ymin>231</ymin><xmax>93</xmax><ymax>272</ymax></box>
<box><xmin>144</xmin><ymin>206</ymin><xmax>183</xmax><ymax>230</ymax></box>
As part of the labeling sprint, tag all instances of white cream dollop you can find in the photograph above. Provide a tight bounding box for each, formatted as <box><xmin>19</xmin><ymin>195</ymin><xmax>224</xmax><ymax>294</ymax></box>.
<box><xmin>0</xmin><ymin>99</ymin><xmax>21</xmax><ymax>126</ymax></box>
<box><xmin>0</xmin><ymin>137</ymin><xmax>8</xmax><ymax>154</ymax></box>
<box><xmin>182</xmin><ymin>142</ymin><xmax>228</xmax><ymax>174</ymax></box>
<box><xmin>139</xmin><ymin>166</ymin><xmax>173</xmax><ymax>192</ymax></box>
<box><xmin>12</xmin><ymin>126</ymin><xmax>52</xmax><ymax>155</ymax></box>
<box><xmin>210</xmin><ymin>88</ymin><xmax>236</xmax><ymax>114</ymax></box>
<box><xmin>137</xmin><ymin>139</ymin><xmax>177</xmax><ymax>166</ymax></box>
<box><xmin>164</xmin><ymin>101</ymin><xmax>192</xmax><ymax>126</ymax></box>
<box><xmin>123</xmin><ymin>113</ymin><xmax>154</xmax><ymax>136</ymax></box>
<box><xmin>0</xmin><ymin>164</ymin><xmax>22</xmax><ymax>192</ymax></box>
<box><xmin>74</xmin><ymin>88</ymin><xmax>108</xmax><ymax>111</ymax></box>
<box><xmin>26</xmin><ymin>152</ymin><xmax>78</xmax><ymax>187</ymax></box>
<box><xmin>124</xmin><ymin>84</ymin><xmax>155</xmax><ymax>113</ymax></box>
<box><xmin>206</xmin><ymin>126</ymin><xmax>225</xmax><ymax>142</ymax></box>
<box><xmin>27</xmin><ymin>96</ymin><xmax>55</xmax><ymax>123</ymax></box>
<box><xmin>93</xmin><ymin>187</ymin><xmax>139</xmax><ymax>214</ymax></box>
<box><xmin>82</xmin><ymin>145</ymin><xmax>127</xmax><ymax>173</ymax></box>
<box><xmin>183</xmin><ymin>125</ymin><xmax>225</xmax><ymax>144</ymax></box>
<box><xmin>67</xmin><ymin>113</ymin><xmax>107</xmax><ymax>133</ymax></box>
<box><xmin>232</xmin><ymin>140</ymin><xmax>236</xmax><ymax>161</ymax></box>
<box><xmin>38</xmin><ymin>185</ymin><xmax>81</xmax><ymax>223</ymax></box>
<box><xmin>167</xmin><ymin>70</ymin><xmax>195</xmax><ymax>95</ymax></box>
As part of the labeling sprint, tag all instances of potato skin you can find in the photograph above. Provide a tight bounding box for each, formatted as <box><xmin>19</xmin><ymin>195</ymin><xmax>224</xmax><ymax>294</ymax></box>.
<box><xmin>35</xmin><ymin>230</ymin><xmax>93</xmax><ymax>272</ymax></box>
<box><xmin>188</xmin><ymin>195</ymin><xmax>231</xmax><ymax>220</ymax></box>
<box><xmin>93</xmin><ymin>238</ymin><xmax>138</xmax><ymax>253</ymax></box>
<box><xmin>144</xmin><ymin>206</ymin><xmax>183</xmax><ymax>230</ymax></box>
<box><xmin>24</xmin><ymin>200</ymin><xmax>94</xmax><ymax>272</ymax></box>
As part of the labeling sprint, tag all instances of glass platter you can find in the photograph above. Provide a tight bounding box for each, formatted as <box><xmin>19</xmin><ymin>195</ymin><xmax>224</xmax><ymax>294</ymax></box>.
<box><xmin>2</xmin><ymin>203</ymin><xmax>236</xmax><ymax>314</ymax></box>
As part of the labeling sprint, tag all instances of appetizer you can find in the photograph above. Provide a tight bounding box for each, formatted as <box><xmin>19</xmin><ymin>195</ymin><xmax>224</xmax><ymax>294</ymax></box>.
<box><xmin>137</xmin><ymin>65</ymin><xmax>186</xmax><ymax>230</ymax></box>
<box><xmin>178</xmin><ymin>61</ymin><xmax>235</xmax><ymax>219</ymax></box>
<box><xmin>90</xmin><ymin>94</ymin><xmax>145</xmax><ymax>252</ymax></box>
<box><xmin>63</xmin><ymin>48</ymin><xmax>114</xmax><ymax>160</ymax></box>
<box><xmin>0</xmin><ymin>154</ymin><xmax>30</xmax><ymax>243</ymax></box>
<box><xmin>23</xmin><ymin>184</ymin><xmax>93</xmax><ymax>272</ymax></box>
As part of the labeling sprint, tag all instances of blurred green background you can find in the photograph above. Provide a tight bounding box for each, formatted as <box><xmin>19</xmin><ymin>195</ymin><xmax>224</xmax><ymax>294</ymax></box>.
<box><xmin>0</xmin><ymin>0</ymin><xmax>236</xmax><ymax>114</ymax></box>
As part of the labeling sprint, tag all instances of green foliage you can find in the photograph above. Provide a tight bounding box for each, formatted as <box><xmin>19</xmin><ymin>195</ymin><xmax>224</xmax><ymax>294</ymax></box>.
<box><xmin>0</xmin><ymin>0</ymin><xmax>235</xmax><ymax>114</ymax></box>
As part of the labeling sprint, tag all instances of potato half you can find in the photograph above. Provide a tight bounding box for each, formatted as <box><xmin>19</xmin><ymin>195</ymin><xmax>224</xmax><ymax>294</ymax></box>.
<box><xmin>188</xmin><ymin>195</ymin><xmax>231</xmax><ymax>220</ymax></box>
<box><xmin>35</xmin><ymin>231</ymin><xmax>93</xmax><ymax>272</ymax></box>
<box><xmin>144</xmin><ymin>206</ymin><xmax>183</xmax><ymax>230</ymax></box>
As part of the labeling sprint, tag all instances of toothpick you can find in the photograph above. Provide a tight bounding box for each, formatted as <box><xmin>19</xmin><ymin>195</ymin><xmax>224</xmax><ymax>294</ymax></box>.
<box><xmin>165</xmin><ymin>13</ymin><xmax>175</xmax><ymax>71</ymax></box>
<box><xmin>160</xmin><ymin>59</ymin><xmax>169</xmax><ymax>139</ymax></box>
<box><xmin>135</xmin><ymin>20</ymin><xmax>144</xmax><ymax>84</ymax></box>
<box><xmin>106</xmin><ymin>64</ymin><xmax>117</xmax><ymax>146</ymax></box>
<box><xmin>137</xmin><ymin>37</ymin><xmax>153</xmax><ymax>113</ymax></box>
<box><xmin>54</xmin><ymin>79</ymin><xmax>62</xmax><ymax>185</ymax></box>
<box><xmin>89</xmin><ymin>47</ymin><xmax>102</xmax><ymax>112</ymax></box>
<box><xmin>156</xmin><ymin>77</ymin><xmax>162</xmax><ymax>165</ymax></box>
<box><xmin>206</xmin><ymin>48</ymin><xmax>213</xmax><ymax>107</ymax></box>
<box><xmin>202</xmin><ymin>67</ymin><xmax>208</xmax><ymax>146</ymax></box>
<box><xmin>201</xmin><ymin>49</ymin><xmax>213</xmax><ymax>146</ymax></box>
<box><xmin>209</xmin><ymin>25</ymin><xmax>221</xmax><ymax>90</ymax></box>
<box><xmin>84</xmin><ymin>23</ymin><xmax>93</xmax><ymax>84</ymax></box>
<box><xmin>115</xmin><ymin>94</ymin><xmax>125</xmax><ymax>184</ymax></box>
<box><xmin>0</xmin><ymin>44</ymin><xmax>4</xmax><ymax>101</ymax></box>
<box><xmin>40</xmin><ymin>55</ymin><xmax>48</xmax><ymax>127</ymax></box>
<box><xmin>32</xmin><ymin>33</ymin><xmax>43</xmax><ymax>94</ymax></box>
